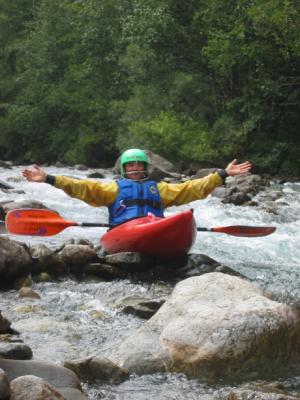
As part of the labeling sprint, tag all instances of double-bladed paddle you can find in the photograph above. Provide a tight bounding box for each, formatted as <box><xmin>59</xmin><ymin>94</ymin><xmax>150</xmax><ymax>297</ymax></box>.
<box><xmin>5</xmin><ymin>209</ymin><xmax>276</xmax><ymax>237</ymax></box>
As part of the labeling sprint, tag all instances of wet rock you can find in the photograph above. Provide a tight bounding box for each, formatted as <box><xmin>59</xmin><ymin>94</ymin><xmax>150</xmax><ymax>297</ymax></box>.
<box><xmin>0</xmin><ymin>343</ymin><xmax>33</xmax><ymax>360</ymax></box>
<box><xmin>0</xmin><ymin>368</ymin><xmax>10</xmax><ymax>399</ymax></box>
<box><xmin>120</xmin><ymin>297</ymin><xmax>166</xmax><ymax>319</ymax></box>
<box><xmin>55</xmin><ymin>161</ymin><xmax>66</xmax><ymax>168</ymax></box>
<box><xmin>0</xmin><ymin>161</ymin><xmax>12</xmax><ymax>169</ymax></box>
<box><xmin>60</xmin><ymin>245</ymin><xmax>98</xmax><ymax>273</ymax></box>
<box><xmin>62</xmin><ymin>238</ymin><xmax>94</xmax><ymax>248</ymax></box>
<box><xmin>211</xmin><ymin>174</ymin><xmax>267</xmax><ymax>205</ymax></box>
<box><xmin>18</xmin><ymin>287</ymin><xmax>41</xmax><ymax>299</ymax></box>
<box><xmin>174</xmin><ymin>253</ymin><xmax>242</xmax><ymax>280</ymax></box>
<box><xmin>84</xmin><ymin>263</ymin><xmax>128</xmax><ymax>280</ymax></box>
<box><xmin>58</xmin><ymin>388</ymin><xmax>86</xmax><ymax>400</ymax></box>
<box><xmin>30</xmin><ymin>244</ymin><xmax>68</xmax><ymax>276</ymax></box>
<box><xmin>13</xmin><ymin>276</ymin><xmax>33</xmax><ymax>290</ymax></box>
<box><xmin>87</xmin><ymin>171</ymin><xmax>105</xmax><ymax>179</ymax></box>
<box><xmin>64</xmin><ymin>356</ymin><xmax>129</xmax><ymax>384</ymax></box>
<box><xmin>10</xmin><ymin>375</ymin><xmax>67</xmax><ymax>399</ymax></box>
<box><xmin>128</xmin><ymin>253</ymin><xmax>241</xmax><ymax>283</ymax></box>
<box><xmin>74</xmin><ymin>164</ymin><xmax>88</xmax><ymax>171</ymax></box>
<box><xmin>0</xmin><ymin>312</ymin><xmax>16</xmax><ymax>335</ymax></box>
<box><xmin>0</xmin><ymin>179</ymin><xmax>14</xmax><ymax>190</ymax></box>
<box><xmin>108</xmin><ymin>273</ymin><xmax>300</xmax><ymax>382</ymax></box>
<box><xmin>0</xmin><ymin>237</ymin><xmax>32</xmax><ymax>283</ymax></box>
<box><xmin>0</xmin><ymin>359</ymin><xmax>82</xmax><ymax>393</ymax></box>
<box><xmin>104</xmin><ymin>252</ymin><xmax>155</xmax><ymax>272</ymax></box>
<box><xmin>32</xmin><ymin>272</ymin><xmax>52</xmax><ymax>283</ymax></box>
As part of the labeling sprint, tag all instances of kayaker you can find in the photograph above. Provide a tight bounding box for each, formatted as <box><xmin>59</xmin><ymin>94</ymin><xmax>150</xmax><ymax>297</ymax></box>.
<box><xmin>22</xmin><ymin>149</ymin><xmax>251</xmax><ymax>225</ymax></box>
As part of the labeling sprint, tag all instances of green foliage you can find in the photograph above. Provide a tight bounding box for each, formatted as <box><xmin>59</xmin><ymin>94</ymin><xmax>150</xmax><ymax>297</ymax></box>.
<box><xmin>117</xmin><ymin>112</ymin><xmax>215</xmax><ymax>164</ymax></box>
<box><xmin>0</xmin><ymin>0</ymin><xmax>299</xmax><ymax>174</ymax></box>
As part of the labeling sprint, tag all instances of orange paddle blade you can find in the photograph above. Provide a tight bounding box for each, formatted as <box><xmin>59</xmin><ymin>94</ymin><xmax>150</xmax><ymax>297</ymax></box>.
<box><xmin>210</xmin><ymin>225</ymin><xmax>276</xmax><ymax>237</ymax></box>
<box><xmin>5</xmin><ymin>209</ymin><xmax>77</xmax><ymax>236</ymax></box>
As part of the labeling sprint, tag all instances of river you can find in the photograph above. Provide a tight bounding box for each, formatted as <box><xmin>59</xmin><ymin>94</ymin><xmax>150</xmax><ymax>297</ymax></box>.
<box><xmin>0</xmin><ymin>165</ymin><xmax>299</xmax><ymax>399</ymax></box>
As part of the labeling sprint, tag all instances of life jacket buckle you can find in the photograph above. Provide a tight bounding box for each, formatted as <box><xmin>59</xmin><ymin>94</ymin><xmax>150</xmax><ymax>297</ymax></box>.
<box><xmin>114</xmin><ymin>200</ymin><xmax>126</xmax><ymax>217</ymax></box>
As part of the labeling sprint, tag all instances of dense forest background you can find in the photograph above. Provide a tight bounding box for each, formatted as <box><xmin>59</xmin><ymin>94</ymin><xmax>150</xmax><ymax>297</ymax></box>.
<box><xmin>0</xmin><ymin>0</ymin><xmax>299</xmax><ymax>174</ymax></box>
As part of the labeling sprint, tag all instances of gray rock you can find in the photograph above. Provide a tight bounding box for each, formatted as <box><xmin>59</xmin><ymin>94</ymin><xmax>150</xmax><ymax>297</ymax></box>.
<box><xmin>60</xmin><ymin>245</ymin><xmax>97</xmax><ymax>273</ymax></box>
<box><xmin>10</xmin><ymin>375</ymin><xmax>66</xmax><ymax>399</ymax></box>
<box><xmin>121</xmin><ymin>297</ymin><xmax>166</xmax><ymax>319</ymax></box>
<box><xmin>30</xmin><ymin>244</ymin><xmax>67</xmax><ymax>276</ymax></box>
<box><xmin>0</xmin><ymin>312</ymin><xmax>14</xmax><ymax>334</ymax></box>
<box><xmin>84</xmin><ymin>263</ymin><xmax>128</xmax><ymax>280</ymax></box>
<box><xmin>0</xmin><ymin>343</ymin><xmax>33</xmax><ymax>360</ymax></box>
<box><xmin>0</xmin><ymin>179</ymin><xmax>14</xmax><ymax>190</ymax></box>
<box><xmin>0</xmin><ymin>368</ymin><xmax>10</xmax><ymax>400</ymax></box>
<box><xmin>0</xmin><ymin>161</ymin><xmax>12</xmax><ymax>169</ymax></box>
<box><xmin>0</xmin><ymin>237</ymin><xmax>32</xmax><ymax>282</ymax></box>
<box><xmin>87</xmin><ymin>171</ymin><xmax>105</xmax><ymax>179</ymax></box>
<box><xmin>1</xmin><ymin>200</ymin><xmax>48</xmax><ymax>216</ymax></box>
<box><xmin>104</xmin><ymin>252</ymin><xmax>155</xmax><ymax>271</ymax></box>
<box><xmin>64</xmin><ymin>356</ymin><xmax>129</xmax><ymax>383</ymax></box>
<box><xmin>0</xmin><ymin>359</ymin><xmax>81</xmax><ymax>390</ymax></box>
<box><xmin>18</xmin><ymin>287</ymin><xmax>41</xmax><ymax>299</ymax></box>
<box><xmin>58</xmin><ymin>388</ymin><xmax>86</xmax><ymax>400</ymax></box>
<box><xmin>109</xmin><ymin>273</ymin><xmax>300</xmax><ymax>382</ymax></box>
<box><xmin>194</xmin><ymin>168</ymin><xmax>220</xmax><ymax>178</ymax></box>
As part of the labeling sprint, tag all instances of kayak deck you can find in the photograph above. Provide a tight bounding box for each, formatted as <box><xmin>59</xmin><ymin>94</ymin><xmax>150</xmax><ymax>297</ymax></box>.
<box><xmin>100</xmin><ymin>209</ymin><xmax>196</xmax><ymax>258</ymax></box>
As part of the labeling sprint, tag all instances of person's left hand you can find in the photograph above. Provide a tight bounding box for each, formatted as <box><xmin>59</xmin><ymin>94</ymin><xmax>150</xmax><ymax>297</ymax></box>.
<box><xmin>225</xmin><ymin>159</ymin><xmax>252</xmax><ymax>176</ymax></box>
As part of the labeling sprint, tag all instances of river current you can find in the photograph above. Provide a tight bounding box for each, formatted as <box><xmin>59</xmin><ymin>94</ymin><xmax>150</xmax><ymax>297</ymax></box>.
<box><xmin>0</xmin><ymin>165</ymin><xmax>299</xmax><ymax>399</ymax></box>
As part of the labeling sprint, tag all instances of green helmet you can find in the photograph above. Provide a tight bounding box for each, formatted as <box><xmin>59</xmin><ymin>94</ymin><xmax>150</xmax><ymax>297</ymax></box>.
<box><xmin>120</xmin><ymin>148</ymin><xmax>148</xmax><ymax>176</ymax></box>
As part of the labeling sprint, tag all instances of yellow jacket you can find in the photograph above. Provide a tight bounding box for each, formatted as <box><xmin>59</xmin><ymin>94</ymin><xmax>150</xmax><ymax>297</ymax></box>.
<box><xmin>53</xmin><ymin>173</ymin><xmax>223</xmax><ymax>208</ymax></box>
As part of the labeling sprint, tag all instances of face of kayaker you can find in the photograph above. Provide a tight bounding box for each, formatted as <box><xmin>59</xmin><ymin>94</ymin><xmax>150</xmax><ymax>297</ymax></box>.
<box><xmin>124</xmin><ymin>162</ymin><xmax>147</xmax><ymax>180</ymax></box>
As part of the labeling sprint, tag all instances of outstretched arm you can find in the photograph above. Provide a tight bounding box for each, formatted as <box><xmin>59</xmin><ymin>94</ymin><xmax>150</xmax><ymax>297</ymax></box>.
<box><xmin>22</xmin><ymin>165</ymin><xmax>47</xmax><ymax>182</ymax></box>
<box><xmin>225</xmin><ymin>159</ymin><xmax>252</xmax><ymax>176</ymax></box>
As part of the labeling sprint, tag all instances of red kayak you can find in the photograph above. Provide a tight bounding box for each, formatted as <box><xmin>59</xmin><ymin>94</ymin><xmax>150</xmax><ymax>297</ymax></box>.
<box><xmin>100</xmin><ymin>209</ymin><xmax>196</xmax><ymax>258</ymax></box>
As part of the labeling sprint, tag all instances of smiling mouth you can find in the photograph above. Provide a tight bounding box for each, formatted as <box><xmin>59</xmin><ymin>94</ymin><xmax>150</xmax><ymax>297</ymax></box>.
<box><xmin>125</xmin><ymin>170</ymin><xmax>147</xmax><ymax>175</ymax></box>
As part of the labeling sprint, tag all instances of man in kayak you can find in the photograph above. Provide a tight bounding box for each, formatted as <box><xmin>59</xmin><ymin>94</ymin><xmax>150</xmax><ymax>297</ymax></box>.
<box><xmin>22</xmin><ymin>149</ymin><xmax>251</xmax><ymax>225</ymax></box>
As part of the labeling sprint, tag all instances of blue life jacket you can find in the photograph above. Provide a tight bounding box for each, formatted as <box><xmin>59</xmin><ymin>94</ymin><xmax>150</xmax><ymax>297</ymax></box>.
<box><xmin>108</xmin><ymin>179</ymin><xmax>164</xmax><ymax>225</ymax></box>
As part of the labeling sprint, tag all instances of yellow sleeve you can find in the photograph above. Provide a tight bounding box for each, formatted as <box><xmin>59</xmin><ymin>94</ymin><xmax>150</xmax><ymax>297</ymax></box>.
<box><xmin>54</xmin><ymin>176</ymin><xmax>119</xmax><ymax>207</ymax></box>
<box><xmin>157</xmin><ymin>172</ymin><xmax>223</xmax><ymax>208</ymax></box>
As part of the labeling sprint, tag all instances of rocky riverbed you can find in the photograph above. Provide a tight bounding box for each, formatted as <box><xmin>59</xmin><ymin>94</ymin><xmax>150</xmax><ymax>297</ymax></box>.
<box><xmin>0</xmin><ymin>157</ymin><xmax>299</xmax><ymax>399</ymax></box>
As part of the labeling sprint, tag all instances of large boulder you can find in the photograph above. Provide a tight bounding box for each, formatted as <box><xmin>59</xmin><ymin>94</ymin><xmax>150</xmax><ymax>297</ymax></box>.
<box><xmin>108</xmin><ymin>273</ymin><xmax>300</xmax><ymax>382</ymax></box>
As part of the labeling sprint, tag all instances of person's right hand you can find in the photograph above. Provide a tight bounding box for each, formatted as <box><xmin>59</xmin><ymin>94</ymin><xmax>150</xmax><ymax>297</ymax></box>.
<box><xmin>22</xmin><ymin>165</ymin><xmax>47</xmax><ymax>183</ymax></box>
